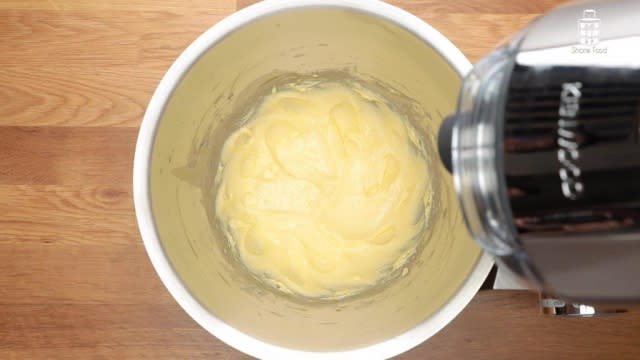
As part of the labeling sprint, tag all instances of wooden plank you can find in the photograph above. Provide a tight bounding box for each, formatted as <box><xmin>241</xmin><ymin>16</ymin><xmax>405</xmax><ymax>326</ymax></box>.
<box><xmin>0</xmin><ymin>8</ymin><xmax>232</xmax><ymax>127</ymax></box>
<box><xmin>0</xmin><ymin>10</ymin><xmax>228</xmax><ymax>67</ymax></box>
<box><xmin>0</xmin><ymin>292</ymin><xmax>638</xmax><ymax>359</ymax></box>
<box><xmin>0</xmin><ymin>0</ymin><xmax>236</xmax><ymax>11</ymax></box>
<box><xmin>0</xmin><ymin>348</ymin><xmax>246</xmax><ymax>360</ymax></box>
<box><xmin>0</xmin><ymin>65</ymin><xmax>157</xmax><ymax>127</ymax></box>
<box><xmin>0</xmin><ymin>185</ymin><xmax>163</xmax><ymax>304</ymax></box>
<box><xmin>0</xmin><ymin>304</ymin><xmax>245</xmax><ymax>358</ymax></box>
<box><xmin>0</xmin><ymin>241</ymin><xmax>172</xmax><ymax>304</ymax></box>
<box><xmin>0</xmin><ymin>185</ymin><xmax>135</xmax><ymax>245</ymax></box>
<box><xmin>0</xmin><ymin>127</ymin><xmax>136</xmax><ymax>185</ymax></box>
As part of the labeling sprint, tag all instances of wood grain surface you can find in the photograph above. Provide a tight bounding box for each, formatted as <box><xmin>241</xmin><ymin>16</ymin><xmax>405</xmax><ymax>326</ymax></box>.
<box><xmin>2</xmin><ymin>0</ymin><xmax>640</xmax><ymax>359</ymax></box>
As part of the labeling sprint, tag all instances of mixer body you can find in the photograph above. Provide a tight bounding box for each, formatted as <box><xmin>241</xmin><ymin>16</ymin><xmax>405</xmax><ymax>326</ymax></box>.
<box><xmin>440</xmin><ymin>0</ymin><xmax>640</xmax><ymax>303</ymax></box>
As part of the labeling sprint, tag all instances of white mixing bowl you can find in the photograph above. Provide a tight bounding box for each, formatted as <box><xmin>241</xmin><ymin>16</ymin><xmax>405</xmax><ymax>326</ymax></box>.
<box><xmin>133</xmin><ymin>0</ymin><xmax>493</xmax><ymax>358</ymax></box>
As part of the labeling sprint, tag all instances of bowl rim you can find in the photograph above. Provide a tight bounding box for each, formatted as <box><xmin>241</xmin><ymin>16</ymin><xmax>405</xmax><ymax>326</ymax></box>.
<box><xmin>133</xmin><ymin>0</ymin><xmax>494</xmax><ymax>358</ymax></box>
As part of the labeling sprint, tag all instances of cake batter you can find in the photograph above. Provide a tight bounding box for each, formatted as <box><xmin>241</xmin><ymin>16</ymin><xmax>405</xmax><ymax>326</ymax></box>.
<box><xmin>215</xmin><ymin>80</ymin><xmax>432</xmax><ymax>298</ymax></box>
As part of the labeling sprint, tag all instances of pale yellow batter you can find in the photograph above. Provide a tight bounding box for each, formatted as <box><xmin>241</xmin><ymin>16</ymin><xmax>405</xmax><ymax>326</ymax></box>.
<box><xmin>215</xmin><ymin>80</ymin><xmax>431</xmax><ymax>298</ymax></box>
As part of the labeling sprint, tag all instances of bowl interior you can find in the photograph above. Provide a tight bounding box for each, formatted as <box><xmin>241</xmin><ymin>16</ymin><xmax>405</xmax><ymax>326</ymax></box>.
<box><xmin>146</xmin><ymin>6</ymin><xmax>482</xmax><ymax>352</ymax></box>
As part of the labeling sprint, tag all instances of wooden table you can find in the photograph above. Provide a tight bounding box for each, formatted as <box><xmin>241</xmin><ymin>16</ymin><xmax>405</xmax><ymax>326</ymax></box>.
<box><xmin>2</xmin><ymin>0</ymin><xmax>639</xmax><ymax>358</ymax></box>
